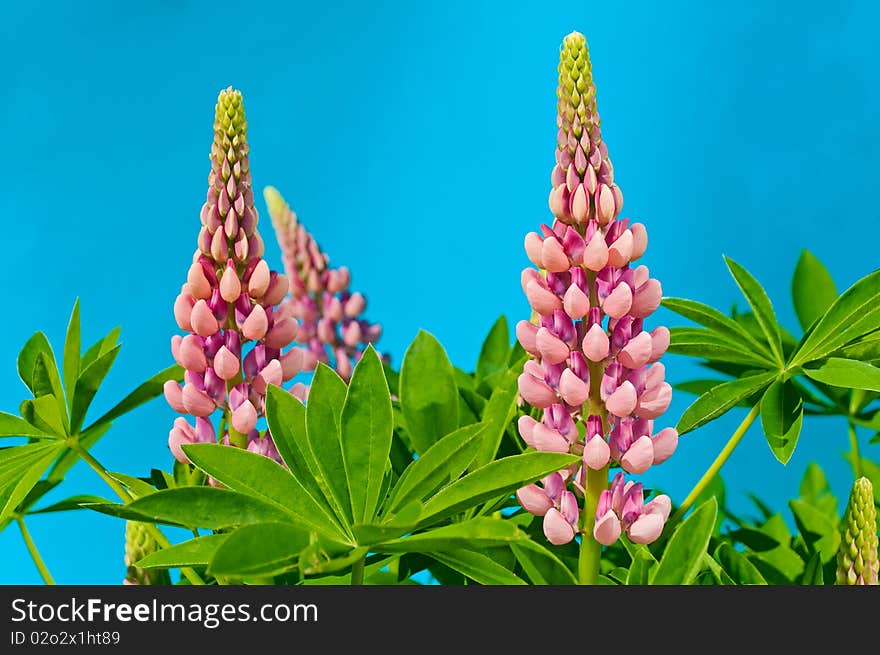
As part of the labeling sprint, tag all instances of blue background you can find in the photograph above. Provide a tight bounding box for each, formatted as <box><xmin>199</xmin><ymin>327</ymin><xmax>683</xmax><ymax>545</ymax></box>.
<box><xmin>2</xmin><ymin>1</ymin><xmax>878</xmax><ymax>583</ymax></box>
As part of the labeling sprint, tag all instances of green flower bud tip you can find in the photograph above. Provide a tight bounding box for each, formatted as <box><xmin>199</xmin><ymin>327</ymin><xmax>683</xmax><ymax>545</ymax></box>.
<box><xmin>836</xmin><ymin>477</ymin><xmax>879</xmax><ymax>585</ymax></box>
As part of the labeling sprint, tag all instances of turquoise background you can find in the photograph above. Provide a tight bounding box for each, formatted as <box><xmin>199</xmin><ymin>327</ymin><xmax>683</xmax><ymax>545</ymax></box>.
<box><xmin>2</xmin><ymin>1</ymin><xmax>879</xmax><ymax>582</ymax></box>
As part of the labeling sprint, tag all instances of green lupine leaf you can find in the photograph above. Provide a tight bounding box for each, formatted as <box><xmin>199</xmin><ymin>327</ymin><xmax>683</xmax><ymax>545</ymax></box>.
<box><xmin>792</xmin><ymin>250</ymin><xmax>838</xmax><ymax>332</ymax></box>
<box><xmin>306</xmin><ymin>364</ymin><xmax>352</xmax><ymax>526</ymax></box>
<box><xmin>430</xmin><ymin>549</ymin><xmax>527</xmax><ymax>585</ymax></box>
<box><xmin>182</xmin><ymin>443</ymin><xmax>347</xmax><ymax>541</ymax></box>
<box><xmin>136</xmin><ymin>535</ymin><xmax>228</xmax><ymax>569</ymax></box>
<box><xmin>28</xmin><ymin>494</ymin><xmax>110</xmax><ymax>514</ymax></box>
<box><xmin>802</xmin><ymin>357</ymin><xmax>880</xmax><ymax>392</ymax></box>
<box><xmin>108</xmin><ymin>472</ymin><xmax>157</xmax><ymax>499</ymax></box>
<box><xmin>471</xmin><ymin>369</ymin><xmax>519</xmax><ymax>470</ymax></box>
<box><xmin>0</xmin><ymin>444</ymin><xmax>64</xmax><ymax>525</ymax></box>
<box><xmin>17</xmin><ymin>332</ymin><xmax>54</xmax><ymax>395</ymax></box>
<box><xmin>376</xmin><ymin>518</ymin><xmax>527</xmax><ymax>553</ymax></box>
<box><xmin>661</xmin><ymin>297</ymin><xmax>773</xmax><ymax>359</ymax></box>
<box><xmin>677</xmin><ymin>371</ymin><xmax>777</xmax><ymax>435</ymax></box>
<box><xmin>760</xmin><ymin>379</ymin><xmax>804</xmax><ymax>465</ymax></box>
<box><xmin>264</xmin><ymin>385</ymin><xmax>337</xmax><ymax>518</ymax></box>
<box><xmin>47</xmin><ymin>421</ymin><xmax>112</xmax><ymax>482</ymax></box>
<box><xmin>62</xmin><ymin>300</ymin><xmax>82</xmax><ymax>413</ymax></box>
<box><xmin>86</xmin><ymin>487</ymin><xmax>291</xmax><ymax>530</ymax></box>
<box><xmin>419</xmin><ymin>452</ymin><xmax>578</xmax><ymax>527</ymax></box>
<box><xmin>510</xmin><ymin>540</ymin><xmax>578</xmax><ymax>585</ymax></box>
<box><xmin>668</xmin><ymin>327</ymin><xmax>773</xmax><ymax>367</ymax></box>
<box><xmin>386</xmin><ymin>424</ymin><xmax>487</xmax><ymax>514</ymax></box>
<box><xmin>70</xmin><ymin>345</ymin><xmax>120</xmax><ymax>435</ymax></box>
<box><xmin>650</xmin><ymin>498</ymin><xmax>717</xmax><ymax>585</ymax></box>
<box><xmin>209</xmin><ymin>523</ymin><xmax>312</xmax><ymax>577</ymax></box>
<box><xmin>788</xmin><ymin>499</ymin><xmax>840</xmax><ymax>564</ymax></box>
<box><xmin>791</xmin><ymin>268</ymin><xmax>880</xmax><ymax>366</ymax></box>
<box><xmin>340</xmin><ymin>346</ymin><xmax>393</xmax><ymax>524</ymax></box>
<box><xmin>32</xmin><ymin>352</ymin><xmax>68</xmax><ymax>434</ymax></box>
<box><xmin>723</xmin><ymin>257</ymin><xmax>784</xmax><ymax>365</ymax></box>
<box><xmin>834</xmin><ymin>330</ymin><xmax>880</xmax><ymax>363</ymax></box>
<box><xmin>475</xmin><ymin>316</ymin><xmax>510</xmax><ymax>382</ymax></box>
<box><xmin>0</xmin><ymin>411</ymin><xmax>54</xmax><ymax>440</ymax></box>
<box><xmin>21</xmin><ymin>396</ymin><xmax>66</xmax><ymax>437</ymax></box>
<box><xmin>81</xmin><ymin>327</ymin><xmax>120</xmax><ymax>372</ymax></box>
<box><xmin>801</xmin><ymin>552</ymin><xmax>824</xmax><ymax>585</ymax></box>
<box><xmin>714</xmin><ymin>543</ymin><xmax>767</xmax><ymax>585</ymax></box>
<box><xmin>400</xmin><ymin>331</ymin><xmax>459</xmax><ymax>454</ymax></box>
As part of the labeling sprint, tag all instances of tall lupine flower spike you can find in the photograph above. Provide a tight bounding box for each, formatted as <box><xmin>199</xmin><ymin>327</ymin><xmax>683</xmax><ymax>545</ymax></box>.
<box><xmin>515</xmin><ymin>32</ymin><xmax>677</xmax><ymax>550</ymax></box>
<box><xmin>836</xmin><ymin>477</ymin><xmax>879</xmax><ymax>585</ymax></box>
<box><xmin>165</xmin><ymin>88</ymin><xmax>304</xmax><ymax>462</ymax></box>
<box><xmin>264</xmin><ymin>186</ymin><xmax>383</xmax><ymax>382</ymax></box>
<box><xmin>123</xmin><ymin>521</ymin><xmax>170</xmax><ymax>585</ymax></box>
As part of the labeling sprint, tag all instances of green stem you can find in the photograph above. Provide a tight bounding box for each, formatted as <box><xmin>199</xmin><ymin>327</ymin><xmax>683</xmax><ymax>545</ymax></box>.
<box><xmin>17</xmin><ymin>517</ymin><xmax>55</xmax><ymax>585</ymax></box>
<box><xmin>69</xmin><ymin>442</ymin><xmax>207</xmax><ymax>586</ymax></box>
<box><xmin>350</xmin><ymin>556</ymin><xmax>366</xmax><ymax>585</ymax></box>
<box><xmin>579</xmin><ymin>465</ymin><xmax>608</xmax><ymax>585</ymax></box>
<box><xmin>670</xmin><ymin>403</ymin><xmax>761</xmax><ymax>526</ymax></box>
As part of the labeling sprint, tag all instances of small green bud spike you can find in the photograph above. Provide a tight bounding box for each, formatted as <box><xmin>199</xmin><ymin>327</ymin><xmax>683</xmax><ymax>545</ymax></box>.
<box><xmin>836</xmin><ymin>477</ymin><xmax>879</xmax><ymax>585</ymax></box>
<box><xmin>124</xmin><ymin>521</ymin><xmax>170</xmax><ymax>586</ymax></box>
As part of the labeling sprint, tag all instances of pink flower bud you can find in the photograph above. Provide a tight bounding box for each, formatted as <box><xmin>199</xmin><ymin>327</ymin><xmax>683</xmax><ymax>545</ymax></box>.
<box><xmin>630</xmin><ymin>223</ymin><xmax>648</xmax><ymax>261</ymax></box>
<box><xmin>649</xmin><ymin>326</ymin><xmax>670</xmax><ymax>362</ymax></box>
<box><xmin>281</xmin><ymin>348</ymin><xmax>304</xmax><ymax>381</ymax></box>
<box><xmin>617</xmin><ymin>331</ymin><xmax>654</xmax><ymax>370</ymax></box>
<box><xmin>627</xmin><ymin>513</ymin><xmax>665</xmax><ymax>545</ymax></box>
<box><xmin>607</xmin><ymin>229</ymin><xmax>634</xmax><ymax>268</ymax></box>
<box><xmin>344</xmin><ymin>292</ymin><xmax>366</xmax><ymax>317</ymax></box>
<box><xmin>558</xmin><ymin>368</ymin><xmax>589</xmax><ymax>405</ymax></box>
<box><xmin>177</xmin><ymin>334</ymin><xmax>208</xmax><ymax>372</ymax></box>
<box><xmin>335</xmin><ymin>348</ymin><xmax>353</xmax><ymax>380</ymax></box>
<box><xmin>231</xmin><ymin>399</ymin><xmax>258</xmax><ymax>433</ymax></box>
<box><xmin>265</xmin><ymin>317</ymin><xmax>299</xmax><ymax>349</ymax></box>
<box><xmin>173</xmin><ymin>293</ymin><xmax>194</xmax><ymax>332</ymax></box>
<box><xmin>541</xmin><ymin>236</ymin><xmax>570</xmax><ymax>273</ymax></box>
<box><xmin>213</xmin><ymin>345</ymin><xmax>240</xmax><ymax>380</ymax></box>
<box><xmin>241</xmin><ymin>304</ymin><xmax>269</xmax><ymax>341</ymax></box>
<box><xmin>543</xmin><ymin>508</ymin><xmax>576</xmax><ymax>545</ymax></box>
<box><xmin>535</xmin><ymin>327</ymin><xmax>569</xmax><ymax>364</ymax></box>
<box><xmin>582</xmin><ymin>229</ymin><xmax>609</xmax><ymax>272</ymax></box>
<box><xmin>163</xmin><ymin>380</ymin><xmax>186</xmax><ymax>413</ymax></box>
<box><xmin>525</xmin><ymin>280</ymin><xmax>563</xmax><ymax>315</ymax></box>
<box><xmin>606</xmin><ymin>380</ymin><xmax>638</xmax><ymax>417</ymax></box>
<box><xmin>595</xmin><ymin>184</ymin><xmax>615</xmax><ymax>225</ymax></box>
<box><xmin>601</xmin><ymin>282</ymin><xmax>633</xmax><ymax>319</ymax></box>
<box><xmin>651</xmin><ymin>427</ymin><xmax>678</xmax><ymax>464</ymax></box>
<box><xmin>563</xmin><ymin>284</ymin><xmax>590</xmax><ymax>319</ymax></box>
<box><xmin>621</xmin><ymin>435</ymin><xmax>654</xmax><ymax>475</ymax></box>
<box><xmin>181</xmin><ymin>383</ymin><xmax>216</xmax><ymax>417</ymax></box>
<box><xmin>518</xmin><ymin>373</ymin><xmax>557</xmax><ymax>409</ymax></box>
<box><xmin>516</xmin><ymin>320</ymin><xmax>539</xmax><ymax>355</ymax></box>
<box><xmin>341</xmin><ymin>320</ymin><xmax>362</xmax><ymax>347</ymax></box>
<box><xmin>594</xmin><ymin>509</ymin><xmax>622</xmax><ymax>546</ymax></box>
<box><xmin>253</xmin><ymin>359</ymin><xmax>283</xmax><ymax>394</ymax></box>
<box><xmin>263</xmin><ymin>273</ymin><xmax>289</xmax><ymax>306</ymax></box>
<box><xmin>219</xmin><ymin>260</ymin><xmax>242</xmax><ymax>303</ymax></box>
<box><xmin>630</xmin><ymin>279</ymin><xmax>662</xmax><ymax>318</ymax></box>
<box><xmin>248</xmin><ymin>259</ymin><xmax>271</xmax><ymax>298</ymax></box>
<box><xmin>524</xmin><ymin>232</ymin><xmax>544</xmax><ymax>268</ymax></box>
<box><xmin>187</xmin><ymin>262</ymin><xmax>212</xmax><ymax>300</ymax></box>
<box><xmin>636</xmin><ymin>382</ymin><xmax>672</xmax><ymax>419</ymax></box>
<box><xmin>191</xmin><ymin>300</ymin><xmax>220</xmax><ymax>337</ymax></box>
<box><xmin>531</xmin><ymin>423</ymin><xmax>571</xmax><ymax>453</ymax></box>
<box><xmin>571</xmin><ymin>184</ymin><xmax>589</xmax><ymax>223</ymax></box>
<box><xmin>517</xmin><ymin>485</ymin><xmax>554</xmax><ymax>516</ymax></box>
<box><xmin>583</xmin><ymin>434</ymin><xmax>611</xmax><ymax>470</ymax></box>
<box><xmin>168</xmin><ymin>418</ymin><xmax>196</xmax><ymax>463</ymax></box>
<box><xmin>518</xmin><ymin>415</ymin><xmax>538</xmax><ymax>448</ymax></box>
<box><xmin>582</xmin><ymin>323</ymin><xmax>610</xmax><ymax>362</ymax></box>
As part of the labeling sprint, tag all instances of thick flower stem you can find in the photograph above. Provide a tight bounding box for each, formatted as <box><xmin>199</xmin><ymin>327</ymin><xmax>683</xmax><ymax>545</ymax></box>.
<box><xmin>17</xmin><ymin>517</ymin><xmax>55</xmax><ymax>585</ymax></box>
<box><xmin>579</xmin><ymin>464</ymin><xmax>608</xmax><ymax>584</ymax></box>
<box><xmin>69</xmin><ymin>442</ymin><xmax>206</xmax><ymax>586</ymax></box>
<box><xmin>670</xmin><ymin>403</ymin><xmax>760</xmax><ymax>526</ymax></box>
<box><xmin>350</xmin><ymin>556</ymin><xmax>366</xmax><ymax>586</ymax></box>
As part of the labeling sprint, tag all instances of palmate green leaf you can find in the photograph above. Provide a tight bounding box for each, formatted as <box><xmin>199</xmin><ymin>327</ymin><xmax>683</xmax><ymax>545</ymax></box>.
<box><xmin>661</xmin><ymin>297</ymin><xmax>773</xmax><ymax>359</ymax></box>
<box><xmin>62</xmin><ymin>299</ymin><xmax>81</xmax><ymax>413</ymax></box>
<box><xmin>791</xmin><ymin>268</ymin><xmax>880</xmax><ymax>366</ymax></box>
<box><xmin>419</xmin><ymin>452</ymin><xmax>578</xmax><ymax>527</ymax></box>
<box><xmin>723</xmin><ymin>257</ymin><xmax>784</xmax><ymax>365</ymax></box>
<box><xmin>86</xmin><ymin>487</ymin><xmax>291</xmax><ymax>530</ymax></box>
<box><xmin>510</xmin><ymin>540</ymin><xmax>577</xmax><ymax>585</ymax></box>
<box><xmin>47</xmin><ymin>422</ymin><xmax>112</xmax><ymax>482</ymax></box>
<box><xmin>14</xmin><ymin>480</ymin><xmax>60</xmax><ymax>515</ymax></box>
<box><xmin>340</xmin><ymin>346</ymin><xmax>393</xmax><ymax>524</ymax></box>
<box><xmin>801</xmin><ymin>552</ymin><xmax>824</xmax><ymax>585</ymax></box>
<box><xmin>108</xmin><ymin>472</ymin><xmax>157</xmax><ymax>499</ymax></box>
<box><xmin>760</xmin><ymin>379</ymin><xmax>804</xmax><ymax>465</ymax></box>
<box><xmin>264</xmin><ymin>385</ymin><xmax>337</xmax><ymax>519</ymax></box>
<box><xmin>802</xmin><ymin>357</ymin><xmax>880</xmax><ymax>392</ymax></box>
<box><xmin>677</xmin><ymin>371</ymin><xmax>777</xmax><ymax>435</ymax></box>
<box><xmin>209</xmin><ymin>522</ymin><xmax>312</xmax><ymax>577</ymax></box>
<box><xmin>737</xmin><ymin>514</ymin><xmax>804</xmax><ymax>583</ymax></box>
<box><xmin>306</xmin><ymin>364</ymin><xmax>352</xmax><ymax>526</ymax></box>
<box><xmin>376</xmin><ymin>518</ymin><xmax>526</xmax><ymax>553</ymax></box>
<box><xmin>792</xmin><ymin>250</ymin><xmax>838</xmax><ymax>333</ymax></box>
<box><xmin>834</xmin><ymin>330</ymin><xmax>880</xmax><ymax>363</ymax></box>
<box><xmin>385</xmin><ymin>424</ymin><xmax>487</xmax><ymax>514</ymax></box>
<box><xmin>399</xmin><ymin>330</ymin><xmax>459</xmax><ymax>454</ymax></box>
<box><xmin>136</xmin><ymin>534</ymin><xmax>228</xmax><ymax>570</ymax></box>
<box><xmin>471</xmin><ymin>369</ymin><xmax>519</xmax><ymax>470</ymax></box>
<box><xmin>650</xmin><ymin>497</ymin><xmax>717</xmax><ymax>585</ymax></box>
<box><xmin>475</xmin><ymin>316</ymin><xmax>510</xmax><ymax>382</ymax></box>
<box><xmin>352</xmin><ymin>501</ymin><xmax>423</xmax><ymax>545</ymax></box>
<box><xmin>667</xmin><ymin>327</ymin><xmax>773</xmax><ymax>367</ymax></box>
<box><xmin>0</xmin><ymin>411</ymin><xmax>54</xmax><ymax>440</ymax></box>
<box><xmin>430</xmin><ymin>549</ymin><xmax>526</xmax><ymax>585</ymax></box>
<box><xmin>714</xmin><ymin>543</ymin><xmax>767</xmax><ymax>584</ymax></box>
<box><xmin>80</xmin><ymin>326</ymin><xmax>120</xmax><ymax>372</ymax></box>
<box><xmin>70</xmin><ymin>345</ymin><xmax>120</xmax><ymax>435</ymax></box>
<box><xmin>0</xmin><ymin>443</ymin><xmax>65</xmax><ymax>525</ymax></box>
<box><xmin>788</xmin><ymin>499</ymin><xmax>840</xmax><ymax>564</ymax></box>
<box><xmin>182</xmin><ymin>443</ymin><xmax>347</xmax><ymax>541</ymax></box>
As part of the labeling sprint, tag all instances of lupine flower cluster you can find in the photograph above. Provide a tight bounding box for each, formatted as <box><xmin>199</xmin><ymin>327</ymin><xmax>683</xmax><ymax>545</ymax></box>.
<box><xmin>837</xmin><ymin>477</ymin><xmax>879</xmax><ymax>585</ymax></box>
<box><xmin>515</xmin><ymin>32</ymin><xmax>677</xmax><ymax>547</ymax></box>
<box><xmin>163</xmin><ymin>88</ymin><xmax>305</xmax><ymax>463</ymax></box>
<box><xmin>264</xmin><ymin>186</ymin><xmax>383</xmax><ymax>381</ymax></box>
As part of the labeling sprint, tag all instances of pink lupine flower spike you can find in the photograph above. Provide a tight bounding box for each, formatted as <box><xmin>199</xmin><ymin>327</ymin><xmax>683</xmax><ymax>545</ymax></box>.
<box><xmin>516</xmin><ymin>32</ymin><xmax>677</xmax><ymax>572</ymax></box>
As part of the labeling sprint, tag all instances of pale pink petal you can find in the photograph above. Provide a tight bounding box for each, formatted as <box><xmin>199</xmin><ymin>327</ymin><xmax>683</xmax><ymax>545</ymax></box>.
<box><xmin>563</xmin><ymin>284</ymin><xmax>590</xmax><ymax>319</ymax></box>
<box><xmin>630</xmin><ymin>223</ymin><xmax>648</xmax><ymax>261</ymax></box>
<box><xmin>517</xmin><ymin>374</ymin><xmax>557</xmax><ymax>408</ymax></box>
<box><xmin>602</xmin><ymin>283</ymin><xmax>633</xmax><ymax>319</ymax></box>
<box><xmin>535</xmin><ymin>327</ymin><xmax>570</xmax><ymax>364</ymax></box>
<box><xmin>630</xmin><ymin>279</ymin><xmax>663</xmax><ymax>318</ymax></box>
<box><xmin>582</xmin><ymin>323</ymin><xmax>610</xmax><ymax>362</ymax></box>
<box><xmin>516</xmin><ymin>320</ymin><xmax>539</xmax><ymax>355</ymax></box>
<box><xmin>559</xmin><ymin>368</ymin><xmax>590</xmax><ymax>405</ymax></box>
<box><xmin>617</xmin><ymin>331</ymin><xmax>654</xmax><ymax>370</ymax></box>
<box><xmin>649</xmin><ymin>326</ymin><xmax>670</xmax><ymax>362</ymax></box>
<box><xmin>541</xmin><ymin>236</ymin><xmax>570</xmax><ymax>273</ymax></box>
<box><xmin>583</xmin><ymin>435</ymin><xmax>611</xmax><ymax>470</ymax></box>
<box><xmin>524</xmin><ymin>232</ymin><xmax>544</xmax><ymax>268</ymax></box>
<box><xmin>627</xmin><ymin>513</ymin><xmax>665</xmax><ymax>545</ymax></box>
<box><xmin>543</xmin><ymin>508</ymin><xmax>576</xmax><ymax>545</ymax></box>
<box><xmin>525</xmin><ymin>280</ymin><xmax>563</xmax><ymax>315</ymax></box>
<box><xmin>620</xmin><ymin>435</ymin><xmax>654</xmax><ymax>475</ymax></box>
<box><xmin>583</xmin><ymin>229</ymin><xmax>609</xmax><ymax>271</ymax></box>
<box><xmin>531</xmin><ymin>423</ymin><xmax>571</xmax><ymax>453</ymax></box>
<box><xmin>516</xmin><ymin>485</ymin><xmax>553</xmax><ymax>516</ymax></box>
<box><xmin>636</xmin><ymin>382</ymin><xmax>672</xmax><ymax>419</ymax></box>
<box><xmin>593</xmin><ymin>509</ymin><xmax>622</xmax><ymax>546</ymax></box>
<box><xmin>605</xmin><ymin>381</ymin><xmax>638</xmax><ymax>417</ymax></box>
<box><xmin>607</xmin><ymin>229</ymin><xmax>634</xmax><ymax>268</ymax></box>
<box><xmin>651</xmin><ymin>427</ymin><xmax>679</xmax><ymax>465</ymax></box>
